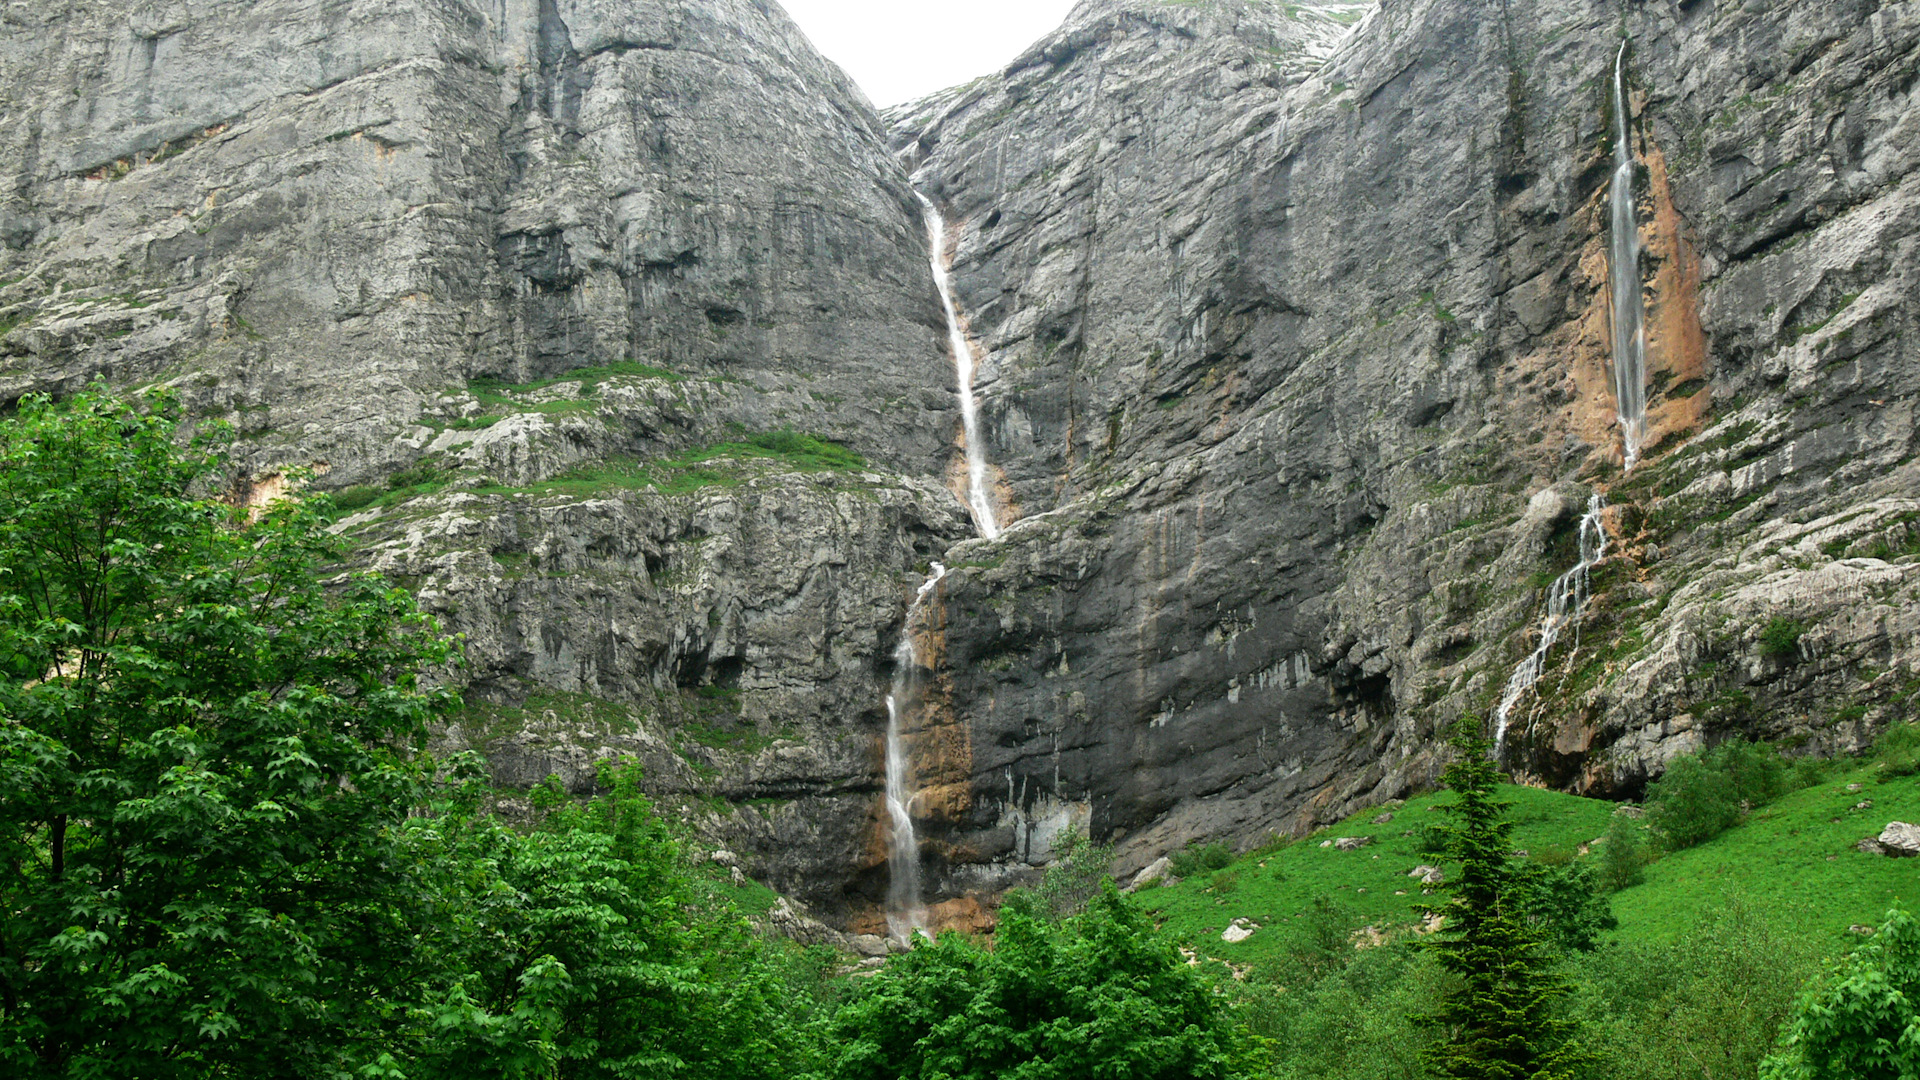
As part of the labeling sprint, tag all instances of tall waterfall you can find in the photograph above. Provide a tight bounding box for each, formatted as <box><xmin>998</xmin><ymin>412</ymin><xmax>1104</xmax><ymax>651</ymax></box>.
<box><xmin>884</xmin><ymin>564</ymin><xmax>948</xmax><ymax>941</ymax></box>
<box><xmin>915</xmin><ymin>192</ymin><xmax>1001</xmax><ymax>539</ymax></box>
<box><xmin>1494</xmin><ymin>496</ymin><xmax>1608</xmax><ymax>754</ymax></box>
<box><xmin>1607</xmin><ymin>42</ymin><xmax>1649</xmax><ymax>469</ymax></box>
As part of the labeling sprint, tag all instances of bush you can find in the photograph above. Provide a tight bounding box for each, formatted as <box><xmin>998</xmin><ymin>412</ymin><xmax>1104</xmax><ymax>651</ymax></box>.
<box><xmin>1525</xmin><ymin>862</ymin><xmax>1618</xmax><ymax>953</ymax></box>
<box><xmin>329</xmin><ymin>484</ymin><xmax>381</xmax><ymax>513</ymax></box>
<box><xmin>1761</xmin><ymin>906</ymin><xmax>1920</xmax><ymax>1080</ymax></box>
<box><xmin>1713</xmin><ymin>739</ymin><xmax>1791</xmax><ymax>806</ymax></box>
<box><xmin>1033</xmin><ymin>826</ymin><xmax>1114</xmax><ymax>918</ymax></box>
<box><xmin>1645</xmin><ymin>740</ymin><xmax>1793</xmax><ymax>851</ymax></box>
<box><xmin>1240</xmin><ymin>944</ymin><xmax>1440</xmax><ymax>1080</ymax></box>
<box><xmin>1874</xmin><ymin>720</ymin><xmax>1920</xmax><ymax>778</ymax></box>
<box><xmin>1597</xmin><ymin>814</ymin><xmax>1650</xmax><ymax>892</ymax></box>
<box><xmin>1760</xmin><ymin>616</ymin><xmax>1805</xmax><ymax>659</ymax></box>
<box><xmin>1573</xmin><ymin>897</ymin><xmax>1825</xmax><ymax>1080</ymax></box>
<box><xmin>1646</xmin><ymin>753</ymin><xmax>1743</xmax><ymax>850</ymax></box>
<box><xmin>824</xmin><ymin>883</ymin><xmax>1252</xmax><ymax>1080</ymax></box>
<box><xmin>1170</xmin><ymin>841</ymin><xmax>1236</xmax><ymax>878</ymax></box>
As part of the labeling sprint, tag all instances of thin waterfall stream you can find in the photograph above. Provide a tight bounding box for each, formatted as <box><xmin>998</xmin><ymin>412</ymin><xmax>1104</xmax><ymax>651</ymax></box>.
<box><xmin>882</xmin><ymin>187</ymin><xmax>1006</xmax><ymax>940</ymax></box>
<box><xmin>1491</xmin><ymin>44</ymin><xmax>1645</xmax><ymax>757</ymax></box>
<box><xmin>1607</xmin><ymin>42</ymin><xmax>1649</xmax><ymax>469</ymax></box>
<box><xmin>916</xmin><ymin>190</ymin><xmax>1001</xmax><ymax>540</ymax></box>
<box><xmin>1494</xmin><ymin>496</ymin><xmax>1608</xmax><ymax>754</ymax></box>
<box><xmin>884</xmin><ymin>564</ymin><xmax>947</xmax><ymax>941</ymax></box>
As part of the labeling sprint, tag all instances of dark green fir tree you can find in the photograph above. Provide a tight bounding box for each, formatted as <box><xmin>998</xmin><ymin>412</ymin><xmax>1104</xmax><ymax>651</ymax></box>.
<box><xmin>1419</xmin><ymin>720</ymin><xmax>1589</xmax><ymax>1080</ymax></box>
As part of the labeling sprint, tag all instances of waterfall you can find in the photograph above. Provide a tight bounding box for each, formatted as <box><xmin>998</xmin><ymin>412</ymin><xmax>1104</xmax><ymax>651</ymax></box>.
<box><xmin>915</xmin><ymin>191</ymin><xmax>1001</xmax><ymax>539</ymax></box>
<box><xmin>884</xmin><ymin>563</ymin><xmax>948</xmax><ymax>942</ymax></box>
<box><xmin>881</xmin><ymin>184</ymin><xmax>1004</xmax><ymax>941</ymax></box>
<box><xmin>1494</xmin><ymin>496</ymin><xmax>1608</xmax><ymax>754</ymax></box>
<box><xmin>1607</xmin><ymin>42</ymin><xmax>1649</xmax><ymax>469</ymax></box>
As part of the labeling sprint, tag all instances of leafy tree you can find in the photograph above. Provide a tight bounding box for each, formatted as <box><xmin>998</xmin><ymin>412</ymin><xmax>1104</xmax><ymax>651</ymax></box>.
<box><xmin>825</xmin><ymin>881</ymin><xmax>1250</xmax><ymax>1080</ymax></box>
<box><xmin>409</xmin><ymin>761</ymin><xmax>821</xmax><ymax>1080</ymax></box>
<box><xmin>1030</xmin><ymin>824</ymin><xmax>1115</xmax><ymax>918</ymax></box>
<box><xmin>0</xmin><ymin>390</ymin><xmax>457</xmax><ymax>1077</ymax></box>
<box><xmin>1418</xmin><ymin>721</ymin><xmax>1587</xmax><ymax>1080</ymax></box>
<box><xmin>1761</xmin><ymin>906</ymin><xmax>1920</xmax><ymax>1080</ymax></box>
<box><xmin>1645</xmin><ymin>752</ymin><xmax>1742</xmax><ymax>850</ymax></box>
<box><xmin>1596</xmin><ymin>814</ymin><xmax>1649</xmax><ymax>892</ymax></box>
<box><xmin>0</xmin><ymin>391</ymin><xmax>818</xmax><ymax>1079</ymax></box>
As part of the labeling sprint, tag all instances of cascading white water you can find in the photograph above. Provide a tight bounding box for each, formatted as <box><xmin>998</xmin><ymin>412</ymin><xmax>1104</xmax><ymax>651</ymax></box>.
<box><xmin>884</xmin><ymin>563</ymin><xmax>948</xmax><ymax>941</ymax></box>
<box><xmin>1607</xmin><ymin>42</ymin><xmax>1649</xmax><ymax>470</ymax></box>
<box><xmin>880</xmin><ymin>185</ymin><xmax>1005</xmax><ymax>940</ymax></box>
<box><xmin>1494</xmin><ymin>496</ymin><xmax>1608</xmax><ymax>754</ymax></box>
<box><xmin>915</xmin><ymin>191</ymin><xmax>1001</xmax><ymax>539</ymax></box>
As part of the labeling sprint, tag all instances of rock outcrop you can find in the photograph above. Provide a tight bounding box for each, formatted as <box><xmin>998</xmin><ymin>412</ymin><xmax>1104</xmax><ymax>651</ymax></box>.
<box><xmin>2</xmin><ymin>0</ymin><xmax>1916</xmax><ymax>926</ymax></box>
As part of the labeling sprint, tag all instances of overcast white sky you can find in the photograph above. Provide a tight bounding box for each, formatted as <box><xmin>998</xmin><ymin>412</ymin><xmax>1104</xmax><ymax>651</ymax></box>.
<box><xmin>777</xmin><ymin>0</ymin><xmax>1083</xmax><ymax>107</ymax></box>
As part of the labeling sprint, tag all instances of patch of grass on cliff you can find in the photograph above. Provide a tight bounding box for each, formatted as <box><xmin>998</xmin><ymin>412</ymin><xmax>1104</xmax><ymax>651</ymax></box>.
<box><xmin>475</xmin><ymin>431</ymin><xmax>864</xmax><ymax>499</ymax></box>
<box><xmin>458</xmin><ymin>686</ymin><xmax>641</xmax><ymax>746</ymax></box>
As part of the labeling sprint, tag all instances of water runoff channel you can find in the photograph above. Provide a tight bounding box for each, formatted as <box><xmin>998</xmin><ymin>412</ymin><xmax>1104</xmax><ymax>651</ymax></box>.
<box><xmin>883</xmin><ymin>184</ymin><xmax>1003</xmax><ymax>942</ymax></box>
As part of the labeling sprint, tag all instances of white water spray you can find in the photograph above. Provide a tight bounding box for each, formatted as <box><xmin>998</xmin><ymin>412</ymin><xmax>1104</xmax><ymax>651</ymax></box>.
<box><xmin>884</xmin><ymin>563</ymin><xmax>948</xmax><ymax>941</ymax></box>
<box><xmin>1607</xmin><ymin>42</ymin><xmax>1649</xmax><ymax>469</ymax></box>
<box><xmin>1494</xmin><ymin>496</ymin><xmax>1608</xmax><ymax>754</ymax></box>
<box><xmin>915</xmin><ymin>191</ymin><xmax>1001</xmax><ymax>539</ymax></box>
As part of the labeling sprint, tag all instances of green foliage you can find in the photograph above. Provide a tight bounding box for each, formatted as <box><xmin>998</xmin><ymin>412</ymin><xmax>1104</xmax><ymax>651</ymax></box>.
<box><xmin>1521</xmin><ymin>862</ymin><xmax>1617</xmax><ymax>955</ymax></box>
<box><xmin>1573</xmin><ymin>898</ymin><xmax>1825</xmax><ymax>1080</ymax></box>
<box><xmin>1596</xmin><ymin>814</ymin><xmax>1649</xmax><ymax>892</ymax></box>
<box><xmin>1241</xmin><ymin>944</ymin><xmax>1440</xmax><ymax>1080</ymax></box>
<box><xmin>1031</xmin><ymin>826</ymin><xmax>1115</xmax><ymax>918</ymax></box>
<box><xmin>1646</xmin><ymin>753</ymin><xmax>1742</xmax><ymax>849</ymax></box>
<box><xmin>1761</xmin><ymin>906</ymin><xmax>1920</xmax><ymax>1080</ymax></box>
<box><xmin>0</xmin><ymin>390</ymin><xmax>822</xmax><ymax>1078</ymax></box>
<box><xmin>1873</xmin><ymin>720</ymin><xmax>1920</xmax><ymax>778</ymax></box>
<box><xmin>824</xmin><ymin>883</ymin><xmax>1251</xmax><ymax>1080</ymax></box>
<box><xmin>1171</xmin><ymin>840</ymin><xmax>1237</xmax><ymax>878</ymax></box>
<box><xmin>1419</xmin><ymin>721</ymin><xmax>1589</xmax><ymax>1080</ymax></box>
<box><xmin>1761</xmin><ymin>616</ymin><xmax>1806</xmax><ymax>659</ymax></box>
<box><xmin>1646</xmin><ymin>741</ymin><xmax>1795</xmax><ymax>851</ymax></box>
<box><xmin>329</xmin><ymin>484</ymin><xmax>382</xmax><ymax>513</ymax></box>
<box><xmin>409</xmin><ymin>761</ymin><xmax>822</xmax><ymax>1080</ymax></box>
<box><xmin>0</xmin><ymin>389</ymin><xmax>458</xmax><ymax>1077</ymax></box>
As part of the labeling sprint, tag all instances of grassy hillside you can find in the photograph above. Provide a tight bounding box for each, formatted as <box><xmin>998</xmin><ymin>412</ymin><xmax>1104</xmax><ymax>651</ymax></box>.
<box><xmin>1138</xmin><ymin>759</ymin><xmax>1917</xmax><ymax>967</ymax></box>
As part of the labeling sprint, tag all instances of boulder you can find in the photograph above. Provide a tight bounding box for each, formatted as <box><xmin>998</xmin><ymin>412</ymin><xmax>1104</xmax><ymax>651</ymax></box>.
<box><xmin>1128</xmin><ymin>856</ymin><xmax>1174</xmax><ymax>891</ymax></box>
<box><xmin>1878</xmin><ymin>822</ymin><xmax>1920</xmax><ymax>857</ymax></box>
<box><xmin>1334</xmin><ymin>836</ymin><xmax>1373</xmax><ymax>852</ymax></box>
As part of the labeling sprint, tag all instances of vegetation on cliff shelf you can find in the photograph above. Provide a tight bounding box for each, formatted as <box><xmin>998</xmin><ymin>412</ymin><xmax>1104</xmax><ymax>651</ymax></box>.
<box><xmin>476</xmin><ymin>430</ymin><xmax>866</xmax><ymax>499</ymax></box>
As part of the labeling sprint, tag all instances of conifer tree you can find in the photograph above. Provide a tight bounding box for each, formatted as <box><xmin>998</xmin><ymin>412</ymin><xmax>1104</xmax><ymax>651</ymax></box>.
<box><xmin>1419</xmin><ymin>721</ymin><xmax>1587</xmax><ymax>1080</ymax></box>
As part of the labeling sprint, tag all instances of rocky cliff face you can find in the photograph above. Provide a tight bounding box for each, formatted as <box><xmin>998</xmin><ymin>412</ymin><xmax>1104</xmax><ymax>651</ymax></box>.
<box><xmin>895</xmin><ymin>0</ymin><xmax>1920</xmax><ymax>890</ymax></box>
<box><xmin>2</xmin><ymin>0</ymin><xmax>1916</xmax><ymax>927</ymax></box>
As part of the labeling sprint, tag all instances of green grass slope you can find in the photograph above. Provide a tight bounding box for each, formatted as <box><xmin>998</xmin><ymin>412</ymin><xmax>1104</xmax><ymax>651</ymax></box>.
<box><xmin>1139</xmin><ymin>763</ymin><xmax>1917</xmax><ymax>966</ymax></box>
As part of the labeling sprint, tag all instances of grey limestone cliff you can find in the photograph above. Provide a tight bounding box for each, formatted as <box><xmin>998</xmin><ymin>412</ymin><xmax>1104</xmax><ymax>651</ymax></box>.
<box><xmin>2</xmin><ymin>0</ymin><xmax>1917</xmax><ymax>929</ymax></box>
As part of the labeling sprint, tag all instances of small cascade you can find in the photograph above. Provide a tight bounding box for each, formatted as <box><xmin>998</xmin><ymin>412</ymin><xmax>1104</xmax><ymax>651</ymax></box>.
<box><xmin>1607</xmin><ymin>42</ymin><xmax>1649</xmax><ymax>469</ymax></box>
<box><xmin>915</xmin><ymin>190</ymin><xmax>1001</xmax><ymax>539</ymax></box>
<box><xmin>884</xmin><ymin>563</ymin><xmax>948</xmax><ymax>942</ymax></box>
<box><xmin>1494</xmin><ymin>496</ymin><xmax>1608</xmax><ymax>754</ymax></box>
